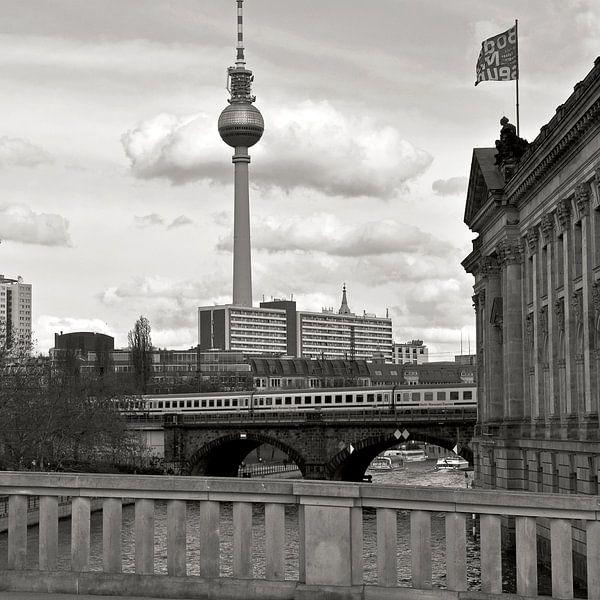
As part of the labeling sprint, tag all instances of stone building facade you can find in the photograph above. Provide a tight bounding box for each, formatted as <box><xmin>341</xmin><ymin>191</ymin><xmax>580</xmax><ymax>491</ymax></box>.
<box><xmin>463</xmin><ymin>57</ymin><xmax>600</xmax><ymax>496</ymax></box>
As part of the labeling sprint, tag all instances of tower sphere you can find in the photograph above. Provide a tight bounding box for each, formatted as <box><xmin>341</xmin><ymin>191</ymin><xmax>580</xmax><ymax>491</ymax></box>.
<box><xmin>218</xmin><ymin>103</ymin><xmax>264</xmax><ymax>148</ymax></box>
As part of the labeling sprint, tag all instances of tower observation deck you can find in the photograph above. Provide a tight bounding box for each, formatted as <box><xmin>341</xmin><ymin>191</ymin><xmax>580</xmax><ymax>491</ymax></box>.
<box><xmin>218</xmin><ymin>0</ymin><xmax>264</xmax><ymax>307</ymax></box>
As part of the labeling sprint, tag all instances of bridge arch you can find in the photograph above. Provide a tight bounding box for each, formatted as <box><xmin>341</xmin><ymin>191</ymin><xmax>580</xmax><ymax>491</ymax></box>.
<box><xmin>183</xmin><ymin>432</ymin><xmax>306</xmax><ymax>477</ymax></box>
<box><xmin>327</xmin><ymin>434</ymin><xmax>401</xmax><ymax>482</ymax></box>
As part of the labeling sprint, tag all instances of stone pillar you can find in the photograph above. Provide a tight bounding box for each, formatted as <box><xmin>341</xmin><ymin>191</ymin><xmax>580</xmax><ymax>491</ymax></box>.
<box><xmin>541</xmin><ymin>213</ymin><xmax>558</xmax><ymax>417</ymax></box>
<box><xmin>498</xmin><ymin>238</ymin><xmax>524</xmax><ymax>420</ymax></box>
<box><xmin>575</xmin><ymin>185</ymin><xmax>594</xmax><ymax>416</ymax></box>
<box><xmin>556</xmin><ymin>199</ymin><xmax>574</xmax><ymax>416</ymax></box>
<box><xmin>480</xmin><ymin>256</ymin><xmax>503</xmax><ymax>421</ymax></box>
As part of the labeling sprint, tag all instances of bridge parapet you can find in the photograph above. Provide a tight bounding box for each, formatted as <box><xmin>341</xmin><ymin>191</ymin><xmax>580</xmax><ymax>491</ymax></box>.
<box><xmin>0</xmin><ymin>471</ymin><xmax>595</xmax><ymax>599</ymax></box>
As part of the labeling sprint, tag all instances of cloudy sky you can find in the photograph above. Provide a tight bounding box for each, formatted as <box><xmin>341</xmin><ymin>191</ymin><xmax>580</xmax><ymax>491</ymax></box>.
<box><xmin>1</xmin><ymin>1</ymin><xmax>598</xmax><ymax>358</ymax></box>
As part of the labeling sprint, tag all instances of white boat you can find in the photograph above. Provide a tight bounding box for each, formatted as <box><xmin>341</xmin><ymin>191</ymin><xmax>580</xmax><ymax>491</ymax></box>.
<box><xmin>382</xmin><ymin>449</ymin><xmax>404</xmax><ymax>464</ymax></box>
<box><xmin>369</xmin><ymin>456</ymin><xmax>393</xmax><ymax>470</ymax></box>
<box><xmin>436</xmin><ymin>456</ymin><xmax>469</xmax><ymax>471</ymax></box>
<box><xmin>399</xmin><ymin>448</ymin><xmax>427</xmax><ymax>462</ymax></box>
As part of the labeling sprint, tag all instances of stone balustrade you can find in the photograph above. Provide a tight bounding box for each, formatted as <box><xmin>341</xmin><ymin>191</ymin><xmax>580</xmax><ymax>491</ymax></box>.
<box><xmin>0</xmin><ymin>471</ymin><xmax>598</xmax><ymax>599</ymax></box>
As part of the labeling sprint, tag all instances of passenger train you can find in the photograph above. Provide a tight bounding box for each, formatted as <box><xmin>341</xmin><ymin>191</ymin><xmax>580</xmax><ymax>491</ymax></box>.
<box><xmin>119</xmin><ymin>384</ymin><xmax>477</xmax><ymax>416</ymax></box>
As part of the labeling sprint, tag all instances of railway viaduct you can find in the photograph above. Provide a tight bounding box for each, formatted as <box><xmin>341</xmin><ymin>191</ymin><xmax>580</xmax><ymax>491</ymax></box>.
<box><xmin>162</xmin><ymin>408</ymin><xmax>476</xmax><ymax>480</ymax></box>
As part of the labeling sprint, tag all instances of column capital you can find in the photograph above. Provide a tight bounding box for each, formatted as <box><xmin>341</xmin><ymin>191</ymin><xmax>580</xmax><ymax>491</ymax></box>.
<box><xmin>574</xmin><ymin>184</ymin><xmax>590</xmax><ymax>218</ymax></box>
<box><xmin>540</xmin><ymin>213</ymin><xmax>555</xmax><ymax>243</ymax></box>
<box><xmin>478</xmin><ymin>256</ymin><xmax>501</xmax><ymax>278</ymax></box>
<box><xmin>525</xmin><ymin>225</ymin><xmax>539</xmax><ymax>254</ymax></box>
<box><xmin>497</xmin><ymin>238</ymin><xmax>523</xmax><ymax>265</ymax></box>
<box><xmin>556</xmin><ymin>198</ymin><xmax>571</xmax><ymax>231</ymax></box>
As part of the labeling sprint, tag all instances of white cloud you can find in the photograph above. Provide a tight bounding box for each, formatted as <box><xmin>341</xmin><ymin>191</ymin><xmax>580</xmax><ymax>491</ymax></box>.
<box><xmin>0</xmin><ymin>136</ymin><xmax>52</xmax><ymax>168</ymax></box>
<box><xmin>168</xmin><ymin>215</ymin><xmax>193</xmax><ymax>229</ymax></box>
<box><xmin>121</xmin><ymin>101</ymin><xmax>432</xmax><ymax>198</ymax></box>
<box><xmin>0</xmin><ymin>203</ymin><xmax>71</xmax><ymax>246</ymax></box>
<box><xmin>134</xmin><ymin>213</ymin><xmax>164</xmax><ymax>228</ymax></box>
<box><xmin>432</xmin><ymin>176</ymin><xmax>468</xmax><ymax>197</ymax></box>
<box><xmin>217</xmin><ymin>214</ymin><xmax>454</xmax><ymax>258</ymax></box>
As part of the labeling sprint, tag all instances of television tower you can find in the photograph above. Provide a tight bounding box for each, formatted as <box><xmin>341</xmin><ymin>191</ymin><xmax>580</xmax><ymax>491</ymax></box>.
<box><xmin>218</xmin><ymin>0</ymin><xmax>264</xmax><ymax>307</ymax></box>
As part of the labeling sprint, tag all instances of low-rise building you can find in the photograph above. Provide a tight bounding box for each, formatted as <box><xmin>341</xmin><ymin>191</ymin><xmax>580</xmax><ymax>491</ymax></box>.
<box><xmin>392</xmin><ymin>340</ymin><xmax>429</xmax><ymax>364</ymax></box>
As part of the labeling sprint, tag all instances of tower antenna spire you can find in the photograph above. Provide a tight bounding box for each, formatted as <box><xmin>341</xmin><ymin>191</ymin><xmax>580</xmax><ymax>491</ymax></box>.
<box><xmin>218</xmin><ymin>0</ymin><xmax>264</xmax><ymax>307</ymax></box>
<box><xmin>236</xmin><ymin>0</ymin><xmax>246</xmax><ymax>66</ymax></box>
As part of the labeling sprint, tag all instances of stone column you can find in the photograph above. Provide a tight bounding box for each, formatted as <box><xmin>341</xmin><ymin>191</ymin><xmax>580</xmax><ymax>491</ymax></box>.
<box><xmin>556</xmin><ymin>199</ymin><xmax>574</xmax><ymax>416</ymax></box>
<box><xmin>575</xmin><ymin>185</ymin><xmax>594</xmax><ymax>416</ymax></box>
<box><xmin>498</xmin><ymin>238</ymin><xmax>524</xmax><ymax>420</ymax></box>
<box><xmin>541</xmin><ymin>213</ymin><xmax>558</xmax><ymax>417</ymax></box>
<box><xmin>480</xmin><ymin>256</ymin><xmax>503</xmax><ymax>421</ymax></box>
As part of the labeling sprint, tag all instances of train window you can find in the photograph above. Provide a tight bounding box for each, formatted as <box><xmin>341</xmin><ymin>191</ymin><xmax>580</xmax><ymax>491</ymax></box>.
<box><xmin>345</xmin><ymin>395</ymin><xmax>353</xmax><ymax>403</ymax></box>
<box><xmin>305</xmin><ymin>397</ymin><xmax>312</xmax><ymax>404</ymax></box>
<box><xmin>335</xmin><ymin>395</ymin><xmax>343</xmax><ymax>404</ymax></box>
<box><xmin>258</xmin><ymin>398</ymin><xmax>264</xmax><ymax>406</ymax></box>
<box><xmin>186</xmin><ymin>400</ymin><xmax>192</xmax><ymax>408</ymax></box>
<box><xmin>158</xmin><ymin>401</ymin><xmax>164</xmax><ymax>409</ymax></box>
<box><xmin>314</xmin><ymin>396</ymin><xmax>322</xmax><ymax>404</ymax></box>
<box><xmin>356</xmin><ymin>395</ymin><xmax>364</xmax><ymax>403</ymax></box>
<box><xmin>367</xmin><ymin>394</ymin><xmax>374</xmax><ymax>403</ymax></box>
<box><xmin>437</xmin><ymin>392</ymin><xmax>446</xmax><ymax>401</ymax></box>
<box><xmin>194</xmin><ymin>400</ymin><xmax>199</xmax><ymax>408</ymax></box>
<box><xmin>208</xmin><ymin>400</ymin><xmax>215</xmax><ymax>408</ymax></box>
<box><xmin>294</xmin><ymin>396</ymin><xmax>302</xmax><ymax>405</ymax></box>
<box><xmin>463</xmin><ymin>391</ymin><xmax>473</xmax><ymax>400</ymax></box>
<box><xmin>275</xmin><ymin>397</ymin><xmax>282</xmax><ymax>405</ymax></box>
<box><xmin>324</xmin><ymin>395</ymin><xmax>332</xmax><ymax>404</ymax></box>
<box><xmin>411</xmin><ymin>392</ymin><xmax>420</xmax><ymax>402</ymax></box>
<box><xmin>201</xmin><ymin>400</ymin><xmax>207</xmax><ymax>408</ymax></box>
<box><xmin>265</xmin><ymin>398</ymin><xmax>272</xmax><ymax>406</ymax></box>
<box><xmin>376</xmin><ymin>394</ymin><xmax>382</xmax><ymax>402</ymax></box>
<box><xmin>232</xmin><ymin>399</ymin><xmax>238</xmax><ymax>407</ymax></box>
<box><xmin>402</xmin><ymin>392</ymin><xmax>410</xmax><ymax>403</ymax></box>
<box><xmin>424</xmin><ymin>392</ymin><xmax>433</xmax><ymax>402</ymax></box>
<box><xmin>216</xmin><ymin>399</ymin><xmax>222</xmax><ymax>407</ymax></box>
<box><xmin>285</xmin><ymin>397</ymin><xmax>292</xmax><ymax>405</ymax></box>
<box><xmin>450</xmin><ymin>392</ymin><xmax>459</xmax><ymax>401</ymax></box>
<box><xmin>165</xmin><ymin>401</ymin><xmax>171</xmax><ymax>409</ymax></box>
<box><xmin>383</xmin><ymin>393</ymin><xmax>389</xmax><ymax>402</ymax></box>
<box><xmin>224</xmin><ymin>399</ymin><xmax>230</xmax><ymax>407</ymax></box>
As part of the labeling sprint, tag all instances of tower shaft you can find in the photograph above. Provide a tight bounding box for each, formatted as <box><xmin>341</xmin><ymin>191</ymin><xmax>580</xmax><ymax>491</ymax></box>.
<box><xmin>232</xmin><ymin>148</ymin><xmax>252</xmax><ymax>306</ymax></box>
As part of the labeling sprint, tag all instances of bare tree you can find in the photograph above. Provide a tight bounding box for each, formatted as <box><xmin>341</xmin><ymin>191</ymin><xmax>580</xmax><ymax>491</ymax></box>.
<box><xmin>128</xmin><ymin>315</ymin><xmax>153</xmax><ymax>394</ymax></box>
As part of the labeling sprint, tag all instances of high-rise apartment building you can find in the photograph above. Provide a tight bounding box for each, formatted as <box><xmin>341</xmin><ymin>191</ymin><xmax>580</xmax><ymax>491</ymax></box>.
<box><xmin>0</xmin><ymin>275</ymin><xmax>32</xmax><ymax>353</ymax></box>
<box><xmin>198</xmin><ymin>286</ymin><xmax>393</xmax><ymax>360</ymax></box>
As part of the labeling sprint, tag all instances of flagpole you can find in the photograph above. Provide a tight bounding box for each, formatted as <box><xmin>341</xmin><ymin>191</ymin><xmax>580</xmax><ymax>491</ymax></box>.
<box><xmin>515</xmin><ymin>19</ymin><xmax>520</xmax><ymax>136</ymax></box>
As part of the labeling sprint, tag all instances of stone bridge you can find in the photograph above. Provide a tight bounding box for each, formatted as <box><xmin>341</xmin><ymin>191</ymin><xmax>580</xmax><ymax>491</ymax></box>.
<box><xmin>163</xmin><ymin>408</ymin><xmax>476</xmax><ymax>480</ymax></box>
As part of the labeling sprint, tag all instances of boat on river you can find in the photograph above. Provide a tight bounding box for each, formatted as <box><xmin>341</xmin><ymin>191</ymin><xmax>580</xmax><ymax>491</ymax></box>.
<box><xmin>369</xmin><ymin>456</ymin><xmax>394</xmax><ymax>470</ymax></box>
<box><xmin>436</xmin><ymin>456</ymin><xmax>469</xmax><ymax>471</ymax></box>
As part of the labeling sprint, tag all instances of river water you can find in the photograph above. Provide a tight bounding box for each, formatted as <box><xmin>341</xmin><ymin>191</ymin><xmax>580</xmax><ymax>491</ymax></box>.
<box><xmin>0</xmin><ymin>460</ymin><xmax>489</xmax><ymax>589</ymax></box>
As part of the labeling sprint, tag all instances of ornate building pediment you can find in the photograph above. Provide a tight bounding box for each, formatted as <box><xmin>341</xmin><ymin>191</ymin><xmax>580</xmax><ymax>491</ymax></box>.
<box><xmin>464</xmin><ymin>148</ymin><xmax>505</xmax><ymax>229</ymax></box>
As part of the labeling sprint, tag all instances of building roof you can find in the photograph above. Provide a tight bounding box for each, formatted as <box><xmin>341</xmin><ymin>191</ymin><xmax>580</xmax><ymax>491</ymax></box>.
<box><xmin>249</xmin><ymin>357</ymin><xmax>371</xmax><ymax>378</ymax></box>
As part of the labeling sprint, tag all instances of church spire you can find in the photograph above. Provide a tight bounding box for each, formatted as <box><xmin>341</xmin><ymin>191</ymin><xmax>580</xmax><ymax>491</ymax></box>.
<box><xmin>338</xmin><ymin>283</ymin><xmax>352</xmax><ymax>315</ymax></box>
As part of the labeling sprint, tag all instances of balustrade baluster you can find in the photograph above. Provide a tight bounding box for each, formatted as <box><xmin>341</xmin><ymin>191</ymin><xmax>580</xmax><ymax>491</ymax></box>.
<box><xmin>167</xmin><ymin>499</ymin><xmax>187</xmax><ymax>576</ymax></box>
<box><xmin>71</xmin><ymin>497</ymin><xmax>91</xmax><ymax>572</ymax></box>
<box><xmin>135</xmin><ymin>498</ymin><xmax>155</xmax><ymax>575</ymax></box>
<box><xmin>265</xmin><ymin>503</ymin><xmax>284</xmax><ymax>580</ymax></box>
<box><xmin>376</xmin><ymin>507</ymin><xmax>397</xmax><ymax>587</ymax></box>
<box><xmin>199</xmin><ymin>500</ymin><xmax>220</xmax><ymax>577</ymax></box>
<box><xmin>551</xmin><ymin>518</ymin><xmax>573</xmax><ymax>599</ymax></box>
<box><xmin>351</xmin><ymin>506</ymin><xmax>363</xmax><ymax>586</ymax></box>
<box><xmin>586</xmin><ymin>520</ymin><xmax>600</xmax><ymax>600</ymax></box>
<box><xmin>516</xmin><ymin>515</ymin><xmax>537</xmax><ymax>596</ymax></box>
<box><xmin>480</xmin><ymin>514</ymin><xmax>502</xmax><ymax>593</ymax></box>
<box><xmin>233</xmin><ymin>501</ymin><xmax>253</xmax><ymax>578</ymax></box>
<box><xmin>39</xmin><ymin>495</ymin><xmax>58</xmax><ymax>571</ymax></box>
<box><xmin>102</xmin><ymin>497</ymin><xmax>122</xmax><ymax>573</ymax></box>
<box><xmin>445</xmin><ymin>512</ymin><xmax>467</xmax><ymax>591</ymax></box>
<box><xmin>8</xmin><ymin>495</ymin><xmax>27</xmax><ymax>569</ymax></box>
<box><xmin>411</xmin><ymin>510</ymin><xmax>432</xmax><ymax>589</ymax></box>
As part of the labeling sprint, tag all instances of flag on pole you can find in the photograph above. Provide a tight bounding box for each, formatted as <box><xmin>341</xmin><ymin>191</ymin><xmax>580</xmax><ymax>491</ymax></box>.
<box><xmin>475</xmin><ymin>24</ymin><xmax>518</xmax><ymax>86</ymax></box>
